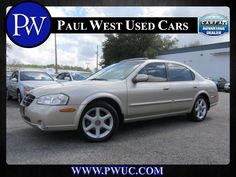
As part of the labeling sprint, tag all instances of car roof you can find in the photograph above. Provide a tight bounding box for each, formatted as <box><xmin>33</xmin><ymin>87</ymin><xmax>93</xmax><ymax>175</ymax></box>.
<box><xmin>18</xmin><ymin>70</ymin><xmax>48</xmax><ymax>73</ymax></box>
<box><xmin>119</xmin><ymin>58</ymin><xmax>148</xmax><ymax>62</ymax></box>
<box><xmin>58</xmin><ymin>71</ymin><xmax>90</xmax><ymax>74</ymax></box>
<box><xmin>119</xmin><ymin>58</ymin><xmax>189</xmax><ymax>65</ymax></box>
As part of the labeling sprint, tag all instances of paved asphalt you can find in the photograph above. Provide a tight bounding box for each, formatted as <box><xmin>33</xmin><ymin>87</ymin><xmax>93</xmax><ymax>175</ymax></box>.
<box><xmin>6</xmin><ymin>92</ymin><xmax>229</xmax><ymax>164</ymax></box>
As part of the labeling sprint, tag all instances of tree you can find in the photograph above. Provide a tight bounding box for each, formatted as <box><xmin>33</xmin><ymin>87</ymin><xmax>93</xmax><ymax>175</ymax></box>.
<box><xmin>102</xmin><ymin>34</ymin><xmax>178</xmax><ymax>66</ymax></box>
<box><xmin>143</xmin><ymin>47</ymin><xmax>157</xmax><ymax>59</ymax></box>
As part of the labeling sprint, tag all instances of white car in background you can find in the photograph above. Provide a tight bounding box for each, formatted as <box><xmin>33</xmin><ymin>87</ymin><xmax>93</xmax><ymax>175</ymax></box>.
<box><xmin>7</xmin><ymin>70</ymin><xmax>59</xmax><ymax>103</ymax></box>
<box><xmin>224</xmin><ymin>82</ymin><xmax>230</xmax><ymax>92</ymax></box>
<box><xmin>56</xmin><ymin>71</ymin><xmax>92</xmax><ymax>82</ymax></box>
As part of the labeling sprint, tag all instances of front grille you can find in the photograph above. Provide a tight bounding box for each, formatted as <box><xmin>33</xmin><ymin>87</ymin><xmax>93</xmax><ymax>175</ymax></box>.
<box><xmin>22</xmin><ymin>94</ymin><xmax>35</xmax><ymax>107</ymax></box>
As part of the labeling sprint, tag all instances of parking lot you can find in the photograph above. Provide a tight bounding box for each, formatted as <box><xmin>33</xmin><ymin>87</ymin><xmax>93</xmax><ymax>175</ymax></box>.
<box><xmin>6</xmin><ymin>92</ymin><xmax>229</xmax><ymax>164</ymax></box>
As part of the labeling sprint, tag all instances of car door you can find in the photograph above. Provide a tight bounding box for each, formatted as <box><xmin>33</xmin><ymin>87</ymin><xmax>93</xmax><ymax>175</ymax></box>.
<box><xmin>7</xmin><ymin>72</ymin><xmax>14</xmax><ymax>95</ymax></box>
<box><xmin>166</xmin><ymin>63</ymin><xmax>199</xmax><ymax>112</ymax></box>
<box><xmin>127</xmin><ymin>62</ymin><xmax>173</xmax><ymax>119</ymax></box>
<box><xmin>12</xmin><ymin>71</ymin><xmax>19</xmax><ymax>97</ymax></box>
<box><xmin>8</xmin><ymin>71</ymin><xmax>18</xmax><ymax>97</ymax></box>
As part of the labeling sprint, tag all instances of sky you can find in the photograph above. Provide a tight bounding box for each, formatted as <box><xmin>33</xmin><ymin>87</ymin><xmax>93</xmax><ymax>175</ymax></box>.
<box><xmin>6</xmin><ymin>6</ymin><xmax>230</xmax><ymax>70</ymax></box>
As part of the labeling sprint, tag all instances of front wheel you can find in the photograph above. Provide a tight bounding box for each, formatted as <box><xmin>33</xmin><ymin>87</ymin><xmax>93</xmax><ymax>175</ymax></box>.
<box><xmin>188</xmin><ymin>96</ymin><xmax>208</xmax><ymax>121</ymax></box>
<box><xmin>79</xmin><ymin>101</ymin><xmax>119</xmax><ymax>142</ymax></box>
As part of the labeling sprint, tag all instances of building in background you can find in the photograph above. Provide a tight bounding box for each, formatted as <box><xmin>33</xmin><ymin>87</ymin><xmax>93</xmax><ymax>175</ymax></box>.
<box><xmin>158</xmin><ymin>42</ymin><xmax>230</xmax><ymax>81</ymax></box>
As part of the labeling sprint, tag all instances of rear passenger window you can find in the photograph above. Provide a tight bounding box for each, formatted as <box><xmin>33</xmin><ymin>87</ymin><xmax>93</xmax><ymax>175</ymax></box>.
<box><xmin>167</xmin><ymin>63</ymin><xmax>194</xmax><ymax>81</ymax></box>
<box><xmin>139</xmin><ymin>63</ymin><xmax>167</xmax><ymax>82</ymax></box>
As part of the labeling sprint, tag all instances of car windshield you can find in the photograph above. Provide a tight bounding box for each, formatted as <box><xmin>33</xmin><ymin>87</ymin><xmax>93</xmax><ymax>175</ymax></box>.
<box><xmin>20</xmin><ymin>71</ymin><xmax>54</xmax><ymax>81</ymax></box>
<box><xmin>71</xmin><ymin>72</ymin><xmax>86</xmax><ymax>80</ymax></box>
<box><xmin>88</xmin><ymin>60</ymin><xmax>144</xmax><ymax>81</ymax></box>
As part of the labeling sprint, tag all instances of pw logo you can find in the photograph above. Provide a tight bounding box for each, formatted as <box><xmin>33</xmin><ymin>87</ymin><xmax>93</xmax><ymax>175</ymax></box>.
<box><xmin>12</xmin><ymin>14</ymin><xmax>47</xmax><ymax>36</ymax></box>
<box><xmin>6</xmin><ymin>1</ymin><xmax>51</xmax><ymax>48</ymax></box>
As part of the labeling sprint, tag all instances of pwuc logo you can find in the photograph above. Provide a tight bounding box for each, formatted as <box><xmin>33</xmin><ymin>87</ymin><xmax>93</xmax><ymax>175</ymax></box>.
<box><xmin>6</xmin><ymin>1</ymin><xmax>51</xmax><ymax>48</ymax></box>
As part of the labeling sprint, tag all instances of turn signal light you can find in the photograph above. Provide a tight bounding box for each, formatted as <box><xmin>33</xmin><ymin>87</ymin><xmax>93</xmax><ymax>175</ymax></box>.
<box><xmin>59</xmin><ymin>108</ymin><xmax>76</xmax><ymax>112</ymax></box>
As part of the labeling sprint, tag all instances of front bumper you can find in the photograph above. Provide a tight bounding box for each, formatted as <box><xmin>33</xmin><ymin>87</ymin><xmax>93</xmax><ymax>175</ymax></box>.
<box><xmin>20</xmin><ymin>100</ymin><xmax>79</xmax><ymax>131</ymax></box>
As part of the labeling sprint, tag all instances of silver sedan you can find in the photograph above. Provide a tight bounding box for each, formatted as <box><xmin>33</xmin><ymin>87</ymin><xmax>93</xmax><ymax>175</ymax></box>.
<box><xmin>20</xmin><ymin>59</ymin><xmax>218</xmax><ymax>142</ymax></box>
<box><xmin>7</xmin><ymin>70</ymin><xmax>59</xmax><ymax>103</ymax></box>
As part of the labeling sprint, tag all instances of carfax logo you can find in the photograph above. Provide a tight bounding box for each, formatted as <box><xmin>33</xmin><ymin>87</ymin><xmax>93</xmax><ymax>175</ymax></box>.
<box><xmin>6</xmin><ymin>1</ymin><xmax>51</xmax><ymax>48</ymax></box>
<box><xmin>199</xmin><ymin>13</ymin><xmax>229</xmax><ymax>37</ymax></box>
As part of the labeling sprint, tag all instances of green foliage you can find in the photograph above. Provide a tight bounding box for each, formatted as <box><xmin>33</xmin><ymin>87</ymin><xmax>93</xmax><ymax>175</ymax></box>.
<box><xmin>7</xmin><ymin>63</ymin><xmax>90</xmax><ymax>72</ymax></box>
<box><xmin>144</xmin><ymin>47</ymin><xmax>158</xmax><ymax>59</ymax></box>
<box><xmin>102</xmin><ymin>34</ymin><xmax>178</xmax><ymax>66</ymax></box>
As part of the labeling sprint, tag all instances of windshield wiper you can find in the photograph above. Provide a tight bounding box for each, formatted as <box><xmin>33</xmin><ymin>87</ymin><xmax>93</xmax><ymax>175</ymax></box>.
<box><xmin>90</xmin><ymin>78</ymin><xmax>107</xmax><ymax>81</ymax></box>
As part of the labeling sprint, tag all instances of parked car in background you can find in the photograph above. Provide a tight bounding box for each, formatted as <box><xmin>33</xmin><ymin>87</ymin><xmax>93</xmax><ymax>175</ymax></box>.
<box><xmin>56</xmin><ymin>71</ymin><xmax>91</xmax><ymax>82</ymax></box>
<box><xmin>50</xmin><ymin>73</ymin><xmax>58</xmax><ymax>80</ymax></box>
<box><xmin>207</xmin><ymin>77</ymin><xmax>227</xmax><ymax>91</ymax></box>
<box><xmin>6</xmin><ymin>71</ymin><xmax>13</xmax><ymax>79</ymax></box>
<box><xmin>20</xmin><ymin>58</ymin><xmax>218</xmax><ymax>142</ymax></box>
<box><xmin>45</xmin><ymin>68</ymin><xmax>55</xmax><ymax>75</ymax></box>
<box><xmin>6</xmin><ymin>71</ymin><xmax>13</xmax><ymax>85</ymax></box>
<box><xmin>7</xmin><ymin>70</ymin><xmax>59</xmax><ymax>103</ymax></box>
<box><xmin>6</xmin><ymin>71</ymin><xmax>13</xmax><ymax>99</ymax></box>
<box><xmin>78</xmin><ymin>71</ymin><xmax>92</xmax><ymax>78</ymax></box>
<box><xmin>224</xmin><ymin>82</ymin><xmax>230</xmax><ymax>92</ymax></box>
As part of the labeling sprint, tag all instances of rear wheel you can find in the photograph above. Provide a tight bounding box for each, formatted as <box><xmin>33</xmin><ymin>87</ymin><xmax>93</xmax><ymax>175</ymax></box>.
<box><xmin>188</xmin><ymin>96</ymin><xmax>208</xmax><ymax>121</ymax></box>
<box><xmin>79</xmin><ymin>101</ymin><xmax>119</xmax><ymax>142</ymax></box>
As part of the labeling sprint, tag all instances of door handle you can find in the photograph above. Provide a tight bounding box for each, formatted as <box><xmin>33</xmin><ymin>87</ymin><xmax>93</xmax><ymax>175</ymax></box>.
<box><xmin>193</xmin><ymin>86</ymin><xmax>198</xmax><ymax>89</ymax></box>
<box><xmin>163</xmin><ymin>87</ymin><xmax>169</xmax><ymax>90</ymax></box>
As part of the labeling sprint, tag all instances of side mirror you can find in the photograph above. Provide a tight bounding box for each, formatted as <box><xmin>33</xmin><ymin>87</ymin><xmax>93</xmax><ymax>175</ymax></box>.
<box><xmin>64</xmin><ymin>77</ymin><xmax>71</xmax><ymax>81</ymax></box>
<box><xmin>11</xmin><ymin>78</ymin><xmax>18</xmax><ymax>82</ymax></box>
<box><xmin>133</xmin><ymin>74</ymin><xmax>149</xmax><ymax>83</ymax></box>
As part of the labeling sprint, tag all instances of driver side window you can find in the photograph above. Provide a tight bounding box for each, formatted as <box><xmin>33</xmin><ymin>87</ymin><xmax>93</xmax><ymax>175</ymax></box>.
<box><xmin>138</xmin><ymin>63</ymin><xmax>167</xmax><ymax>82</ymax></box>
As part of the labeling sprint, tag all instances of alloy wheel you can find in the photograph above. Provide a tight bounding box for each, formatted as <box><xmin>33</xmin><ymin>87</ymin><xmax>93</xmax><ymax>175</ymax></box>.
<box><xmin>195</xmin><ymin>98</ymin><xmax>207</xmax><ymax>119</ymax></box>
<box><xmin>82</xmin><ymin>107</ymin><xmax>114</xmax><ymax>139</ymax></box>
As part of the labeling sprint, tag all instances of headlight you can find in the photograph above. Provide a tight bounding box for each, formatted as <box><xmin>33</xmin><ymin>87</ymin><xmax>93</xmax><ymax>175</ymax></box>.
<box><xmin>24</xmin><ymin>86</ymin><xmax>34</xmax><ymax>93</ymax></box>
<box><xmin>37</xmin><ymin>94</ymin><xmax>69</xmax><ymax>105</ymax></box>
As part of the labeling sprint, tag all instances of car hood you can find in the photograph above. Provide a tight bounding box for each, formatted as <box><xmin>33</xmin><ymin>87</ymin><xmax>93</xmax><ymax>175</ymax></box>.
<box><xmin>30</xmin><ymin>80</ymin><xmax>123</xmax><ymax>98</ymax></box>
<box><xmin>22</xmin><ymin>81</ymin><xmax>59</xmax><ymax>88</ymax></box>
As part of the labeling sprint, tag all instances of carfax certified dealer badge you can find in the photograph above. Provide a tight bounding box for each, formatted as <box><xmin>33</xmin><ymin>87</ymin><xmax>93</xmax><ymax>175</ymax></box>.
<box><xmin>199</xmin><ymin>13</ymin><xmax>229</xmax><ymax>37</ymax></box>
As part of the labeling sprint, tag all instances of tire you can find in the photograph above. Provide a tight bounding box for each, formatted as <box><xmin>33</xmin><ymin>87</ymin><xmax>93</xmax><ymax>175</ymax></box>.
<box><xmin>188</xmin><ymin>96</ymin><xmax>208</xmax><ymax>122</ymax></box>
<box><xmin>78</xmin><ymin>101</ymin><xmax>119</xmax><ymax>142</ymax></box>
<box><xmin>17</xmin><ymin>90</ymin><xmax>22</xmax><ymax>104</ymax></box>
